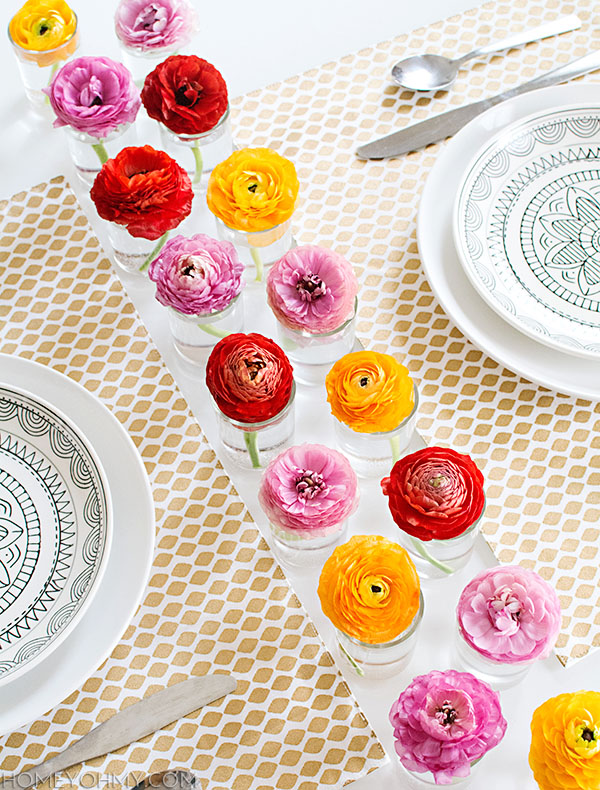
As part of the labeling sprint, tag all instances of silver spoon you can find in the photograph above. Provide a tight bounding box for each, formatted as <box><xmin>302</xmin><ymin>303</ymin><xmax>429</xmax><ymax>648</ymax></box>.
<box><xmin>390</xmin><ymin>14</ymin><xmax>581</xmax><ymax>91</ymax></box>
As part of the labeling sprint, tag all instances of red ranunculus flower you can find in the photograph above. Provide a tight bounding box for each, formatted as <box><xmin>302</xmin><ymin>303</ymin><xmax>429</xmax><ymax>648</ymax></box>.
<box><xmin>141</xmin><ymin>55</ymin><xmax>228</xmax><ymax>135</ymax></box>
<box><xmin>381</xmin><ymin>446</ymin><xmax>485</xmax><ymax>541</ymax></box>
<box><xmin>90</xmin><ymin>145</ymin><xmax>193</xmax><ymax>240</ymax></box>
<box><xmin>206</xmin><ymin>333</ymin><xmax>294</xmax><ymax>424</ymax></box>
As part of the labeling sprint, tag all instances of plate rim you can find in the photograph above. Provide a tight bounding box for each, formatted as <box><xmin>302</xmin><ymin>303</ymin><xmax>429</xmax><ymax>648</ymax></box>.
<box><xmin>452</xmin><ymin>101</ymin><xmax>600</xmax><ymax>359</ymax></box>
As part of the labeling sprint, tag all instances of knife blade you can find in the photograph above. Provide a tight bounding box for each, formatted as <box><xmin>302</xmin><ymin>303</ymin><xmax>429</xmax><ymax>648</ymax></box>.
<box><xmin>0</xmin><ymin>674</ymin><xmax>237</xmax><ymax>790</ymax></box>
<box><xmin>356</xmin><ymin>50</ymin><xmax>600</xmax><ymax>160</ymax></box>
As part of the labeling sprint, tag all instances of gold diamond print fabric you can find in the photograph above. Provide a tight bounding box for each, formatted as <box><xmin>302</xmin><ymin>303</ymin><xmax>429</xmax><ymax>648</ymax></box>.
<box><xmin>0</xmin><ymin>178</ymin><xmax>387</xmax><ymax>789</ymax></box>
<box><xmin>230</xmin><ymin>0</ymin><xmax>599</xmax><ymax>667</ymax></box>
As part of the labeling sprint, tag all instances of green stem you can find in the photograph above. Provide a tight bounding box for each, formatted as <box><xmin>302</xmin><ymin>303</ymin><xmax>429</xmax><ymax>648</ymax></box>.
<box><xmin>191</xmin><ymin>141</ymin><xmax>204</xmax><ymax>185</ymax></box>
<box><xmin>197</xmin><ymin>322</ymin><xmax>230</xmax><ymax>339</ymax></box>
<box><xmin>44</xmin><ymin>61</ymin><xmax>60</xmax><ymax>104</ymax></box>
<box><xmin>389</xmin><ymin>435</ymin><xmax>402</xmax><ymax>463</ymax></box>
<box><xmin>243</xmin><ymin>431</ymin><xmax>261</xmax><ymax>469</ymax></box>
<box><xmin>338</xmin><ymin>640</ymin><xmax>365</xmax><ymax>677</ymax></box>
<box><xmin>91</xmin><ymin>141</ymin><xmax>109</xmax><ymax>165</ymax></box>
<box><xmin>250</xmin><ymin>247</ymin><xmax>263</xmax><ymax>283</ymax></box>
<box><xmin>410</xmin><ymin>536</ymin><xmax>454</xmax><ymax>574</ymax></box>
<box><xmin>139</xmin><ymin>231</ymin><xmax>170</xmax><ymax>273</ymax></box>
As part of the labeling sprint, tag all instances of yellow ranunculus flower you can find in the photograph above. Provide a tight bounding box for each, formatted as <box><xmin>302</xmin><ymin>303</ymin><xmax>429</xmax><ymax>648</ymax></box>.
<box><xmin>529</xmin><ymin>691</ymin><xmax>600</xmax><ymax>790</ymax></box>
<box><xmin>206</xmin><ymin>147</ymin><xmax>299</xmax><ymax>234</ymax></box>
<box><xmin>9</xmin><ymin>0</ymin><xmax>78</xmax><ymax>65</ymax></box>
<box><xmin>325</xmin><ymin>350</ymin><xmax>414</xmax><ymax>433</ymax></box>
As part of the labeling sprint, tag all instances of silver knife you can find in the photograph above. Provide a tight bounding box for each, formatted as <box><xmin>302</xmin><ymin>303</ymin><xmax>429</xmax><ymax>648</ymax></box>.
<box><xmin>356</xmin><ymin>51</ymin><xmax>600</xmax><ymax>160</ymax></box>
<box><xmin>0</xmin><ymin>674</ymin><xmax>237</xmax><ymax>790</ymax></box>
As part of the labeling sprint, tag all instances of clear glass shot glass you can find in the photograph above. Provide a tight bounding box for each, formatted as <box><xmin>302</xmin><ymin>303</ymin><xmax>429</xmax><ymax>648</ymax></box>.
<box><xmin>214</xmin><ymin>217</ymin><xmax>294</xmax><ymax>285</ymax></box>
<box><xmin>106</xmin><ymin>223</ymin><xmax>168</xmax><ymax>275</ymax></box>
<box><xmin>333</xmin><ymin>382</ymin><xmax>420</xmax><ymax>478</ymax></box>
<box><xmin>399</xmin><ymin>757</ymin><xmax>482</xmax><ymax>788</ymax></box>
<box><xmin>66</xmin><ymin>123</ymin><xmax>137</xmax><ymax>185</ymax></box>
<box><xmin>167</xmin><ymin>296</ymin><xmax>243</xmax><ymax>364</ymax></box>
<box><xmin>275</xmin><ymin>298</ymin><xmax>358</xmax><ymax>386</ymax></box>
<box><xmin>216</xmin><ymin>384</ymin><xmax>296</xmax><ymax>471</ymax></box>
<box><xmin>118</xmin><ymin>44</ymin><xmax>176</xmax><ymax>87</ymax></box>
<box><xmin>336</xmin><ymin>591</ymin><xmax>424</xmax><ymax>679</ymax></box>
<box><xmin>269</xmin><ymin>518</ymin><xmax>348</xmax><ymax>568</ymax></box>
<box><xmin>453</xmin><ymin>624</ymin><xmax>533</xmax><ymax>690</ymax></box>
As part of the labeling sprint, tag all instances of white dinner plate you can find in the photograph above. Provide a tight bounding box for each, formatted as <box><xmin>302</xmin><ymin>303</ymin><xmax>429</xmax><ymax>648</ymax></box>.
<box><xmin>418</xmin><ymin>83</ymin><xmax>600</xmax><ymax>400</ymax></box>
<box><xmin>0</xmin><ymin>385</ymin><xmax>112</xmax><ymax>684</ymax></box>
<box><xmin>0</xmin><ymin>354</ymin><xmax>154</xmax><ymax>734</ymax></box>
<box><xmin>454</xmin><ymin>104</ymin><xmax>600</xmax><ymax>358</ymax></box>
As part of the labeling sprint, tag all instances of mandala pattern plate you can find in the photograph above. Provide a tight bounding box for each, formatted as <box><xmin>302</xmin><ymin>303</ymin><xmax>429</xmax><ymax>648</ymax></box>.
<box><xmin>454</xmin><ymin>106</ymin><xmax>600</xmax><ymax>358</ymax></box>
<box><xmin>0</xmin><ymin>386</ymin><xmax>111</xmax><ymax>683</ymax></box>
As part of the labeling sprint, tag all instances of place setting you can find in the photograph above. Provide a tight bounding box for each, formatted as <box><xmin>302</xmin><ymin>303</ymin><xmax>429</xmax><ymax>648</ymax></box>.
<box><xmin>1</xmin><ymin>0</ymin><xmax>600</xmax><ymax>789</ymax></box>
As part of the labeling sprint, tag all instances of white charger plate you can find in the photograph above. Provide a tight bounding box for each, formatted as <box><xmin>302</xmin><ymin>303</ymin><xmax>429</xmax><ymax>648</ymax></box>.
<box><xmin>0</xmin><ymin>354</ymin><xmax>154</xmax><ymax>734</ymax></box>
<box><xmin>418</xmin><ymin>83</ymin><xmax>600</xmax><ymax>400</ymax></box>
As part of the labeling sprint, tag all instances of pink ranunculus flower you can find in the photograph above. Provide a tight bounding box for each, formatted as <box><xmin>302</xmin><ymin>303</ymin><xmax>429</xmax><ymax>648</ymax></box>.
<box><xmin>46</xmin><ymin>56</ymin><xmax>140</xmax><ymax>138</ymax></box>
<box><xmin>457</xmin><ymin>565</ymin><xmax>562</xmax><ymax>664</ymax></box>
<box><xmin>390</xmin><ymin>669</ymin><xmax>506</xmax><ymax>785</ymax></box>
<box><xmin>258</xmin><ymin>444</ymin><xmax>359</xmax><ymax>538</ymax></box>
<box><xmin>148</xmin><ymin>234</ymin><xmax>244</xmax><ymax>315</ymax></box>
<box><xmin>266</xmin><ymin>245</ymin><xmax>358</xmax><ymax>334</ymax></box>
<box><xmin>115</xmin><ymin>0</ymin><xmax>196</xmax><ymax>52</ymax></box>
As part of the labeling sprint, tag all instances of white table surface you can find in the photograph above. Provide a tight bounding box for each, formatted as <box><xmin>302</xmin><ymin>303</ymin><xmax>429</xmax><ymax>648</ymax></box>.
<box><xmin>1</xmin><ymin>2</ymin><xmax>595</xmax><ymax>789</ymax></box>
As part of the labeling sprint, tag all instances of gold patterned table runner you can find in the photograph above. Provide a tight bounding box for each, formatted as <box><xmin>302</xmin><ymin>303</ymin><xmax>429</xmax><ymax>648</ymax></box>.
<box><xmin>0</xmin><ymin>177</ymin><xmax>386</xmax><ymax>789</ymax></box>
<box><xmin>231</xmin><ymin>0</ymin><xmax>600</xmax><ymax>666</ymax></box>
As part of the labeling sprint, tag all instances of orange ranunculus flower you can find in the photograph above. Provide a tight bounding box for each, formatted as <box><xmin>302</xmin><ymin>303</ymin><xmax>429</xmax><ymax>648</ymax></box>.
<box><xmin>325</xmin><ymin>350</ymin><xmax>414</xmax><ymax>434</ymax></box>
<box><xmin>206</xmin><ymin>147</ymin><xmax>299</xmax><ymax>234</ymax></box>
<box><xmin>317</xmin><ymin>534</ymin><xmax>420</xmax><ymax>644</ymax></box>
<box><xmin>529</xmin><ymin>691</ymin><xmax>600</xmax><ymax>790</ymax></box>
<box><xmin>9</xmin><ymin>0</ymin><xmax>78</xmax><ymax>66</ymax></box>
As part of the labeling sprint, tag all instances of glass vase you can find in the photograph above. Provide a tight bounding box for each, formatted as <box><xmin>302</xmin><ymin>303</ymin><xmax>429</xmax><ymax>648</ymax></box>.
<box><xmin>9</xmin><ymin>17</ymin><xmax>80</xmax><ymax>114</ymax></box>
<box><xmin>333</xmin><ymin>382</ymin><xmax>419</xmax><ymax>478</ymax></box>
<box><xmin>66</xmin><ymin>123</ymin><xmax>137</xmax><ymax>185</ymax></box>
<box><xmin>269</xmin><ymin>518</ymin><xmax>348</xmax><ymax>568</ymax></box>
<box><xmin>167</xmin><ymin>297</ymin><xmax>243</xmax><ymax>364</ymax></box>
<box><xmin>158</xmin><ymin>107</ymin><xmax>233</xmax><ymax>190</ymax></box>
<box><xmin>395</xmin><ymin>511</ymin><xmax>481</xmax><ymax>581</ymax></box>
<box><xmin>106</xmin><ymin>223</ymin><xmax>168</xmax><ymax>276</ymax></box>
<box><xmin>216</xmin><ymin>384</ymin><xmax>296</xmax><ymax>470</ymax></box>
<box><xmin>453</xmin><ymin>625</ymin><xmax>532</xmax><ymax>690</ymax></box>
<box><xmin>336</xmin><ymin>591</ymin><xmax>424</xmax><ymax>679</ymax></box>
<box><xmin>118</xmin><ymin>44</ymin><xmax>177</xmax><ymax>87</ymax></box>
<box><xmin>275</xmin><ymin>299</ymin><xmax>358</xmax><ymax>386</ymax></box>
<box><xmin>399</xmin><ymin>757</ymin><xmax>481</xmax><ymax>787</ymax></box>
<box><xmin>214</xmin><ymin>217</ymin><xmax>294</xmax><ymax>285</ymax></box>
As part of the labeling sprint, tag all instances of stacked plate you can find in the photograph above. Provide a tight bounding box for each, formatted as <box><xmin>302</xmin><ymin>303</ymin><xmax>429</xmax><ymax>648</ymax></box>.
<box><xmin>418</xmin><ymin>83</ymin><xmax>600</xmax><ymax>400</ymax></box>
<box><xmin>0</xmin><ymin>356</ymin><xmax>154</xmax><ymax>734</ymax></box>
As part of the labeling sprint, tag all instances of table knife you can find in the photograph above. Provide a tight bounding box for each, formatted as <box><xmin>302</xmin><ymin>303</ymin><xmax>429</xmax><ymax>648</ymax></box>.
<box><xmin>0</xmin><ymin>674</ymin><xmax>236</xmax><ymax>790</ymax></box>
<box><xmin>356</xmin><ymin>50</ymin><xmax>600</xmax><ymax>160</ymax></box>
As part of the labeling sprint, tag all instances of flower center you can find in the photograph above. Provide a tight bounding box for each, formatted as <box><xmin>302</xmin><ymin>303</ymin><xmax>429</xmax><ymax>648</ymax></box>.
<box><xmin>244</xmin><ymin>357</ymin><xmax>266</xmax><ymax>381</ymax></box>
<box><xmin>429</xmin><ymin>474</ymin><xmax>448</xmax><ymax>489</ymax></box>
<box><xmin>582</xmin><ymin>728</ymin><xmax>595</xmax><ymax>742</ymax></box>
<box><xmin>80</xmin><ymin>75</ymin><xmax>104</xmax><ymax>108</ymax></box>
<box><xmin>487</xmin><ymin>585</ymin><xmax>522</xmax><ymax>634</ymax></box>
<box><xmin>175</xmin><ymin>83</ymin><xmax>202</xmax><ymax>107</ymax></box>
<box><xmin>295</xmin><ymin>469</ymin><xmax>328</xmax><ymax>500</ymax></box>
<box><xmin>359</xmin><ymin>376</ymin><xmax>369</xmax><ymax>387</ymax></box>
<box><xmin>36</xmin><ymin>20</ymin><xmax>51</xmax><ymax>35</ymax></box>
<box><xmin>247</xmin><ymin>183</ymin><xmax>258</xmax><ymax>193</ymax></box>
<box><xmin>135</xmin><ymin>3</ymin><xmax>166</xmax><ymax>31</ymax></box>
<box><xmin>295</xmin><ymin>273</ymin><xmax>327</xmax><ymax>302</ymax></box>
<box><xmin>436</xmin><ymin>702</ymin><xmax>458</xmax><ymax>727</ymax></box>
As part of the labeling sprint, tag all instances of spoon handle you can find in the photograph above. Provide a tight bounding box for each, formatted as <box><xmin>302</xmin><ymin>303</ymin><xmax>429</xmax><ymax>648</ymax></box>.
<box><xmin>457</xmin><ymin>14</ymin><xmax>581</xmax><ymax>65</ymax></box>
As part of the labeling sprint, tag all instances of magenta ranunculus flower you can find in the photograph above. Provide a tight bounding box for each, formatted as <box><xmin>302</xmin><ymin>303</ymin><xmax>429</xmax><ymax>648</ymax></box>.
<box><xmin>457</xmin><ymin>565</ymin><xmax>562</xmax><ymax>664</ymax></box>
<box><xmin>115</xmin><ymin>0</ymin><xmax>196</xmax><ymax>52</ymax></box>
<box><xmin>390</xmin><ymin>669</ymin><xmax>507</xmax><ymax>785</ymax></box>
<box><xmin>46</xmin><ymin>56</ymin><xmax>140</xmax><ymax>138</ymax></box>
<box><xmin>266</xmin><ymin>245</ymin><xmax>358</xmax><ymax>334</ymax></box>
<box><xmin>148</xmin><ymin>234</ymin><xmax>244</xmax><ymax>315</ymax></box>
<box><xmin>258</xmin><ymin>444</ymin><xmax>359</xmax><ymax>537</ymax></box>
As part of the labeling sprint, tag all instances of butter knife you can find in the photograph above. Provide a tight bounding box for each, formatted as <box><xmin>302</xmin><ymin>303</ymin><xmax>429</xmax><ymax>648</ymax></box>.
<box><xmin>356</xmin><ymin>51</ymin><xmax>600</xmax><ymax>159</ymax></box>
<box><xmin>0</xmin><ymin>674</ymin><xmax>236</xmax><ymax>790</ymax></box>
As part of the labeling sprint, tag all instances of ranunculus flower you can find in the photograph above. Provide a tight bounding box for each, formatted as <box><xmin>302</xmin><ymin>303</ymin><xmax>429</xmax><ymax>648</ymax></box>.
<box><xmin>9</xmin><ymin>0</ymin><xmax>78</xmax><ymax>65</ymax></box>
<box><xmin>205</xmin><ymin>333</ymin><xmax>294</xmax><ymax>424</ymax></box>
<box><xmin>381</xmin><ymin>446</ymin><xmax>485</xmax><ymax>541</ymax></box>
<box><xmin>207</xmin><ymin>148</ymin><xmax>299</xmax><ymax>233</ymax></box>
<box><xmin>114</xmin><ymin>0</ymin><xmax>196</xmax><ymax>52</ymax></box>
<box><xmin>318</xmin><ymin>534</ymin><xmax>420</xmax><ymax>644</ymax></box>
<box><xmin>457</xmin><ymin>565</ymin><xmax>561</xmax><ymax>664</ymax></box>
<box><xmin>90</xmin><ymin>146</ymin><xmax>193</xmax><ymax>240</ymax></box>
<box><xmin>46</xmin><ymin>56</ymin><xmax>140</xmax><ymax>138</ymax></box>
<box><xmin>148</xmin><ymin>234</ymin><xmax>244</xmax><ymax>315</ymax></box>
<box><xmin>325</xmin><ymin>350</ymin><xmax>414</xmax><ymax>433</ymax></box>
<box><xmin>390</xmin><ymin>669</ymin><xmax>507</xmax><ymax>784</ymax></box>
<box><xmin>258</xmin><ymin>444</ymin><xmax>358</xmax><ymax>538</ymax></box>
<box><xmin>530</xmin><ymin>691</ymin><xmax>600</xmax><ymax>790</ymax></box>
<box><xmin>142</xmin><ymin>55</ymin><xmax>228</xmax><ymax>136</ymax></box>
<box><xmin>266</xmin><ymin>245</ymin><xmax>358</xmax><ymax>334</ymax></box>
